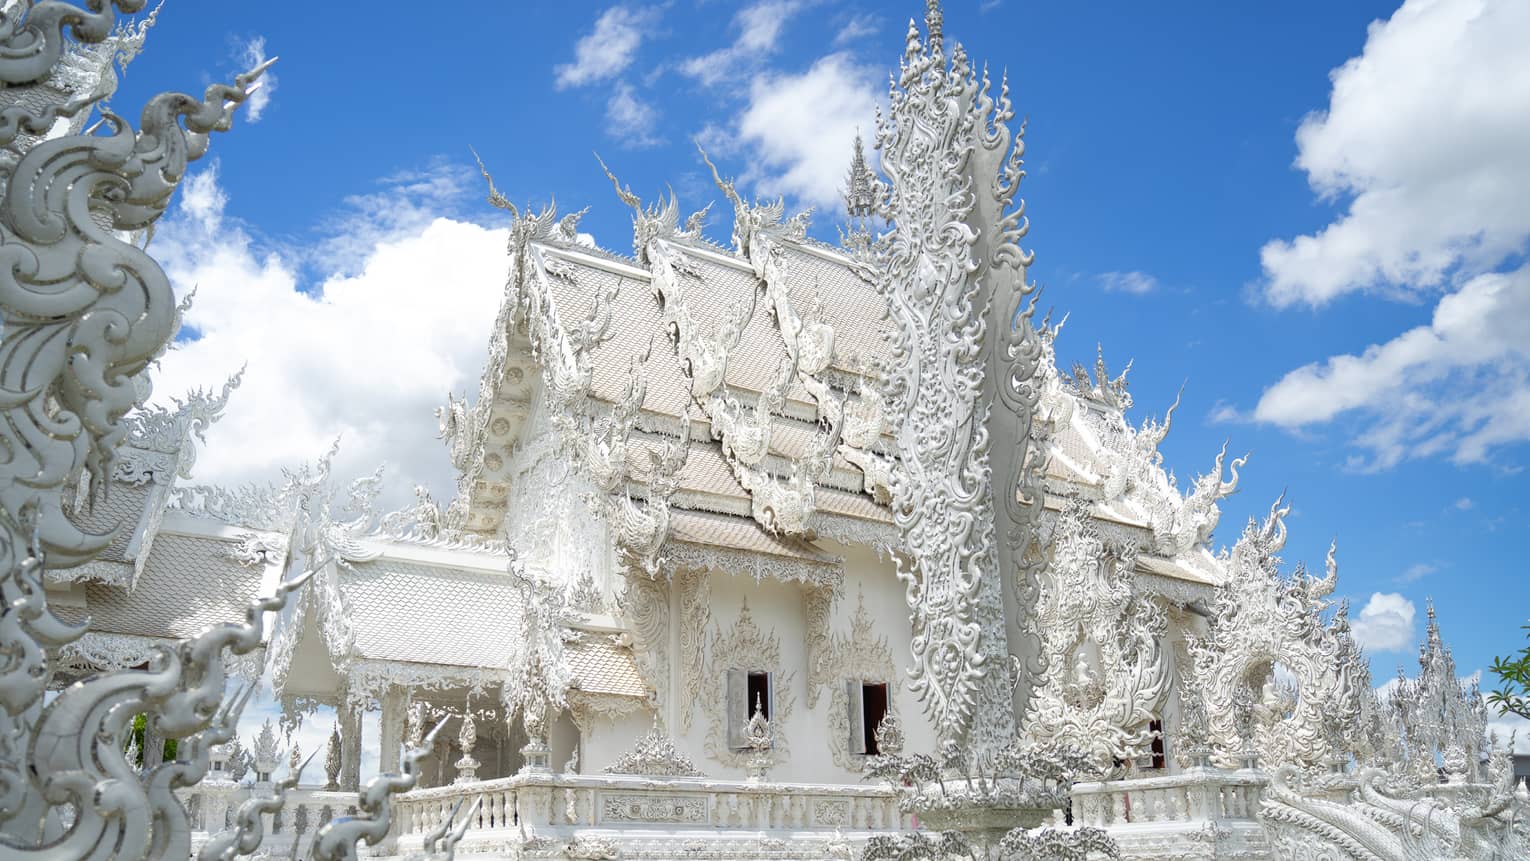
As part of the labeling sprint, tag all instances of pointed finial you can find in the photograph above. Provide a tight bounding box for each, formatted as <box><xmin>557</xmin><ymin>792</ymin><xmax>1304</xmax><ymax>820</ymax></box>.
<box><xmin>925</xmin><ymin>0</ymin><xmax>944</xmax><ymax>57</ymax></box>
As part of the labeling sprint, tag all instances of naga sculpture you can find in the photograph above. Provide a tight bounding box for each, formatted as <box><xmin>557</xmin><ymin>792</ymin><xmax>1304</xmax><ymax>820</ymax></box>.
<box><xmin>0</xmin><ymin>6</ymin><xmax>471</xmax><ymax>859</ymax></box>
<box><xmin>1186</xmin><ymin>497</ymin><xmax>1362</xmax><ymax>771</ymax></box>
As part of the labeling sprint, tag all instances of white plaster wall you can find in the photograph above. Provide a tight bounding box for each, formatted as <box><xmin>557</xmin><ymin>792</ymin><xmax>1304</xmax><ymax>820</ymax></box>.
<box><xmin>548</xmin><ymin>710</ymin><xmax>580</xmax><ymax>772</ymax></box>
<box><xmin>830</xmin><ymin>539</ymin><xmax>937</xmax><ymax>762</ymax></box>
<box><xmin>578</xmin><ymin>706</ymin><xmax>656</xmax><ymax>774</ymax></box>
<box><xmin>583</xmin><ymin>538</ymin><xmax>940</xmax><ymax>787</ymax></box>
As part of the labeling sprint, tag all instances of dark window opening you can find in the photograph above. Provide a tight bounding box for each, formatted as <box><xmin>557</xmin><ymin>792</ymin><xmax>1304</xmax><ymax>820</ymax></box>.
<box><xmin>1148</xmin><ymin>718</ymin><xmax>1166</xmax><ymax>769</ymax></box>
<box><xmin>862</xmin><ymin>682</ymin><xmax>889</xmax><ymax>755</ymax></box>
<box><xmin>747</xmin><ymin>671</ymin><xmax>771</xmax><ymax>721</ymax></box>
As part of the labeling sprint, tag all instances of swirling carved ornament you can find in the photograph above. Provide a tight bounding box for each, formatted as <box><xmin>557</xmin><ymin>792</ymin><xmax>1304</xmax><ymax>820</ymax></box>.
<box><xmin>1025</xmin><ymin>498</ymin><xmax>1170</xmax><ymax>768</ymax></box>
<box><xmin>870</xmin><ymin>5</ymin><xmax>1044</xmax><ymax>755</ymax></box>
<box><xmin>674</xmin><ymin>568</ymin><xmax>709</xmax><ymax>732</ymax></box>
<box><xmin>1382</xmin><ymin>602</ymin><xmax>1489</xmax><ymax>786</ymax></box>
<box><xmin>1258</xmin><ymin>760</ymin><xmax>1529</xmax><ymax>860</ymax></box>
<box><xmin>1185</xmin><ymin>498</ymin><xmax>1361</xmax><ymax>771</ymax></box>
<box><xmin>705</xmin><ymin>599</ymin><xmax>795</xmax><ymax>769</ymax></box>
<box><xmin>603</xmin><ymin>723</ymin><xmax>705</xmax><ymax>778</ymax></box>
<box><xmin>823</xmin><ymin>590</ymin><xmax>899</xmax><ymax>772</ymax></box>
<box><xmin>0</xmin><ymin>14</ymin><xmax>291</xmax><ymax>859</ymax></box>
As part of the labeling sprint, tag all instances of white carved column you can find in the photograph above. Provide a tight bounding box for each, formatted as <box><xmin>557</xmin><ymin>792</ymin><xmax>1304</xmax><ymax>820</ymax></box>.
<box><xmin>520</xmin><ymin>699</ymin><xmax>551</xmax><ymax>774</ymax></box>
<box><xmin>378</xmin><ymin>687</ymin><xmax>407</xmax><ymax>775</ymax></box>
<box><xmin>338</xmin><ymin>698</ymin><xmax>363</xmax><ymax>792</ymax></box>
<box><xmin>453</xmin><ymin>712</ymin><xmax>479</xmax><ymax>783</ymax></box>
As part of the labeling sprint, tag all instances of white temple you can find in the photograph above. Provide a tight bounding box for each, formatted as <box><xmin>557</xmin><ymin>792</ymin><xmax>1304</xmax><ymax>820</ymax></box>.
<box><xmin>12</xmin><ymin>3</ymin><xmax>1524</xmax><ymax>860</ymax></box>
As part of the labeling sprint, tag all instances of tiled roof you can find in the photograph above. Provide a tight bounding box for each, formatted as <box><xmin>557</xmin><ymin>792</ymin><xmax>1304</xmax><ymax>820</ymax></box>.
<box><xmin>340</xmin><ymin>559</ymin><xmax>524</xmax><ymax>668</ymax></box>
<box><xmin>565</xmin><ymin>635</ymin><xmax>646</xmax><ymax>698</ymax></box>
<box><xmin>73</xmin><ymin>533</ymin><xmax>264</xmax><ymax>640</ymax></box>
<box><xmin>68</xmin><ymin>481</ymin><xmax>152</xmax><ymax>564</ymax></box>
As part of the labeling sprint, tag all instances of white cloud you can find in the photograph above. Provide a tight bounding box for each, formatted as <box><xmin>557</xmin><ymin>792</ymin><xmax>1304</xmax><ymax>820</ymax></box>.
<box><xmin>1097</xmin><ymin>270</ymin><xmax>1158</xmax><ymax>295</ymax></box>
<box><xmin>1396</xmin><ymin>562</ymin><xmax>1438</xmax><ymax>584</ymax></box>
<box><xmin>1454</xmin><ymin>496</ymin><xmax>1474</xmax><ymax>511</ymax></box>
<box><xmin>554</xmin><ymin>6</ymin><xmax>660</xmax><ymax>90</ymax></box>
<box><xmin>833</xmin><ymin>13</ymin><xmax>879</xmax><ymax>46</ymax></box>
<box><xmin>236</xmin><ymin>36</ymin><xmax>276</xmax><ymax>123</ymax></box>
<box><xmin>1350</xmin><ymin>592</ymin><xmax>1417</xmax><ymax>653</ymax></box>
<box><xmin>679</xmin><ymin>0</ymin><xmax>803</xmax><ymax>87</ymax></box>
<box><xmin>606</xmin><ymin>81</ymin><xmax>662</xmax><ymax>148</ymax></box>
<box><xmin>1206</xmin><ymin>400</ymin><xmax>1245</xmax><ymax>425</ymax></box>
<box><xmin>734</xmin><ymin>53</ymin><xmax>879</xmax><ymax>211</ymax></box>
<box><xmin>1246</xmin><ymin>0</ymin><xmax>1530</xmax><ymax>470</ymax></box>
<box><xmin>312</xmin><ymin>158</ymin><xmax>480</xmax><ymax>276</ymax></box>
<box><xmin>1252</xmin><ymin>265</ymin><xmax>1530</xmax><ymax>468</ymax></box>
<box><xmin>1259</xmin><ymin>0</ymin><xmax>1530</xmax><ymax>308</ymax></box>
<box><xmin>148</xmin><ymin>162</ymin><xmax>509</xmax><ymax>508</ymax></box>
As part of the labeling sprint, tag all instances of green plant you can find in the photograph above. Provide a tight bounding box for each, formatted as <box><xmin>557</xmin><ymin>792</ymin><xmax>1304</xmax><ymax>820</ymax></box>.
<box><xmin>1488</xmin><ymin>623</ymin><xmax>1530</xmax><ymax>720</ymax></box>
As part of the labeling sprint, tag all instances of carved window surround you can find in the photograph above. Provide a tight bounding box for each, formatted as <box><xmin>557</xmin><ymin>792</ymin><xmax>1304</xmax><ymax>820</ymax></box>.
<box><xmin>820</xmin><ymin>590</ymin><xmax>899</xmax><ymax>772</ymax></box>
<box><xmin>705</xmin><ymin>599</ymin><xmax>795</xmax><ymax>769</ymax></box>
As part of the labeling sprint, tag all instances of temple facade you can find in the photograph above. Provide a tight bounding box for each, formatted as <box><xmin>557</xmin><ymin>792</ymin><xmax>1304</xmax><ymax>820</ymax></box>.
<box><xmin>22</xmin><ymin>3</ymin><xmax>1521</xmax><ymax>860</ymax></box>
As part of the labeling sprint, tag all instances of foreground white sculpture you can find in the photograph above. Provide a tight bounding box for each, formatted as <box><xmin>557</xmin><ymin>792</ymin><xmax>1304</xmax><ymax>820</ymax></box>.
<box><xmin>4</xmin><ymin>2</ymin><xmax>1524</xmax><ymax>860</ymax></box>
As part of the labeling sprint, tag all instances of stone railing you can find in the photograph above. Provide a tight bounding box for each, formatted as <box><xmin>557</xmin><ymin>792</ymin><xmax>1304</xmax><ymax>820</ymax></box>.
<box><xmin>389</xmin><ymin>772</ymin><xmax>908</xmax><ymax>857</ymax></box>
<box><xmin>1071</xmin><ymin>767</ymin><xmax>1267</xmax><ymax>828</ymax></box>
<box><xmin>1069</xmin><ymin>767</ymin><xmax>1272</xmax><ymax>859</ymax></box>
<box><xmin>180</xmin><ymin>782</ymin><xmax>358</xmax><ymax>859</ymax></box>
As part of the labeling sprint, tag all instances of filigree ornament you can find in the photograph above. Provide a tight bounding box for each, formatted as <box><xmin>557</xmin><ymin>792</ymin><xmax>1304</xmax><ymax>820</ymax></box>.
<box><xmin>1384</xmin><ymin>602</ymin><xmax>1488</xmax><ymax>787</ymax></box>
<box><xmin>871</xmin><ymin>0</ymin><xmax>1041</xmax><ymax>754</ymax></box>
<box><xmin>501</xmin><ymin>567</ymin><xmax>576</xmax><ymax>763</ymax></box>
<box><xmin>604</xmin><ymin>721</ymin><xmax>704</xmax><ymax>778</ymax></box>
<box><xmin>1025</xmin><ymin>499</ymin><xmax>1169</xmax><ymax>769</ymax></box>
<box><xmin>1185</xmin><ymin>498</ymin><xmax>1361</xmax><ymax>770</ymax></box>
<box><xmin>705</xmin><ymin>599</ymin><xmax>796</xmax><ymax>769</ymax></box>
<box><xmin>1260</xmin><ymin>759</ymin><xmax>1528</xmax><ymax>861</ymax></box>
<box><xmin>824</xmin><ymin>589</ymin><xmax>900</xmax><ymax>772</ymax></box>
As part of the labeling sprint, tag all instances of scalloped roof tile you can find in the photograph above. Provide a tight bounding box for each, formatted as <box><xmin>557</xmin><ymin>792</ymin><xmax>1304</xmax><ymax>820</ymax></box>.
<box><xmin>341</xmin><ymin>559</ymin><xmax>524</xmax><ymax>668</ymax></box>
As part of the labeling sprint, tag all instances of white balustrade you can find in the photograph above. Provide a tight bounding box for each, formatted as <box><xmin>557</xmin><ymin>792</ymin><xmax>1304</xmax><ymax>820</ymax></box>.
<box><xmin>1070</xmin><ymin>767</ymin><xmax>1268</xmax><ymax>829</ymax></box>
<box><xmin>382</xmin><ymin>772</ymin><xmax>906</xmax><ymax>853</ymax></box>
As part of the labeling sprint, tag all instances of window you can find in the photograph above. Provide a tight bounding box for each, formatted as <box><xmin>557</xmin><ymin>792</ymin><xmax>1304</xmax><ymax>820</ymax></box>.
<box><xmin>747</xmin><ymin>671</ymin><xmax>771</xmax><ymax>721</ymax></box>
<box><xmin>726</xmin><ymin>669</ymin><xmax>774</xmax><ymax>750</ymax></box>
<box><xmin>847</xmin><ymin>679</ymin><xmax>889</xmax><ymax>756</ymax></box>
<box><xmin>1148</xmin><ymin>718</ymin><xmax>1166</xmax><ymax>769</ymax></box>
<box><xmin>862</xmin><ymin>682</ymin><xmax>889</xmax><ymax>755</ymax></box>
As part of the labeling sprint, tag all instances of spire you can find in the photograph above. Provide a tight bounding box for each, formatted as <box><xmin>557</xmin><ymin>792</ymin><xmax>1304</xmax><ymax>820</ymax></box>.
<box><xmin>843</xmin><ymin>132</ymin><xmax>879</xmax><ymax>222</ymax></box>
<box><xmin>925</xmin><ymin>0</ymin><xmax>944</xmax><ymax>58</ymax></box>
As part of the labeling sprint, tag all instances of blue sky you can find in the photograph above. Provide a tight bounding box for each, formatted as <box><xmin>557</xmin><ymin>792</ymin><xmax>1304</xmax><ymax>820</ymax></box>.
<box><xmin>109</xmin><ymin>0</ymin><xmax>1528</xmax><ymax>747</ymax></box>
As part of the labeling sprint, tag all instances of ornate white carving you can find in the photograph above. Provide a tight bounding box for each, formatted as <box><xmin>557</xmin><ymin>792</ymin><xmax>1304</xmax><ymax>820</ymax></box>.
<box><xmin>1260</xmin><ymin>760</ymin><xmax>1528</xmax><ymax>860</ymax></box>
<box><xmin>802</xmin><ymin>585</ymin><xmax>835</xmax><ymax>709</ymax></box>
<box><xmin>675</xmin><ymin>569</ymin><xmax>709</xmax><ymax>733</ymax></box>
<box><xmin>567</xmin><ymin>690</ymin><xmax>644</xmax><ymax>733</ymax></box>
<box><xmin>868</xmin><ymin>0</ymin><xmax>1047</xmax><ymax>758</ymax></box>
<box><xmin>665</xmin><ymin>538</ymin><xmax>843</xmax><ymax>590</ymax></box>
<box><xmin>604</xmin><ymin>723</ymin><xmax>705</xmax><ymax>778</ymax></box>
<box><xmin>1025</xmin><ymin>498</ymin><xmax>1171</xmax><ymax>768</ymax></box>
<box><xmin>1384</xmin><ymin>601</ymin><xmax>1489</xmax><ymax>786</ymax></box>
<box><xmin>1186</xmin><ymin>499</ymin><xmax>1362</xmax><ymax>770</ymax></box>
<box><xmin>617</xmin><ymin>574</ymin><xmax>668</xmax><ymax>711</ymax></box>
<box><xmin>503</xmin><ymin>567</ymin><xmax>578</xmax><ymax>772</ymax></box>
<box><xmin>823</xmin><ymin>590</ymin><xmax>900</xmax><ymax>772</ymax></box>
<box><xmin>705</xmin><ymin>599</ymin><xmax>796</xmax><ymax>768</ymax></box>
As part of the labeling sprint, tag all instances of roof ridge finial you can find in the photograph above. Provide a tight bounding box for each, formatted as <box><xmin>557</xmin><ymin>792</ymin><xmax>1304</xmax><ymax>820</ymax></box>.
<box><xmin>925</xmin><ymin>0</ymin><xmax>944</xmax><ymax>57</ymax></box>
